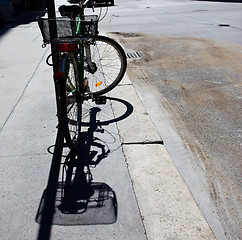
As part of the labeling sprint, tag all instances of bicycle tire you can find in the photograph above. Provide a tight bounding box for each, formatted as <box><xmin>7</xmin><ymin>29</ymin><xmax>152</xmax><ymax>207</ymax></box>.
<box><xmin>59</xmin><ymin>53</ymin><xmax>81</xmax><ymax>148</ymax></box>
<box><xmin>84</xmin><ymin>35</ymin><xmax>127</xmax><ymax>96</ymax></box>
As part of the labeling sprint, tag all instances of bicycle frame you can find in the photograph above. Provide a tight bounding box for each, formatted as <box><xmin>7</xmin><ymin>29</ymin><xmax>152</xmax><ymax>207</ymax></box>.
<box><xmin>56</xmin><ymin>3</ymin><xmax>98</xmax><ymax>102</ymax></box>
<box><xmin>38</xmin><ymin>0</ymin><xmax>126</xmax><ymax>146</ymax></box>
<box><xmin>37</xmin><ymin>0</ymin><xmax>126</xmax><ymax>222</ymax></box>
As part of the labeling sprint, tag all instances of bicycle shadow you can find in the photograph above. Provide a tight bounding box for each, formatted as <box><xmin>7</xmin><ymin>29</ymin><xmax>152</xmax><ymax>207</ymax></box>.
<box><xmin>36</xmin><ymin>97</ymin><xmax>133</xmax><ymax>238</ymax></box>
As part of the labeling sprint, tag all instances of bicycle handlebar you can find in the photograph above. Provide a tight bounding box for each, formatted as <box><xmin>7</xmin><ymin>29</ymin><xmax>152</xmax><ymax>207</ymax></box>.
<box><xmin>68</xmin><ymin>0</ymin><xmax>114</xmax><ymax>8</ymax></box>
<box><xmin>82</xmin><ymin>0</ymin><xmax>91</xmax><ymax>6</ymax></box>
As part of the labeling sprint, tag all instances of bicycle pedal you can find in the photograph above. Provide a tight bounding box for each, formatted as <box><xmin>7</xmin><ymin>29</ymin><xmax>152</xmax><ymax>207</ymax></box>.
<box><xmin>95</xmin><ymin>96</ymin><xmax>106</xmax><ymax>105</ymax></box>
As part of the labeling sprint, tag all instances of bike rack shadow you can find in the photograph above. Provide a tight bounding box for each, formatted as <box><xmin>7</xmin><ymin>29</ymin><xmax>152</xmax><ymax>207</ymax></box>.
<box><xmin>36</xmin><ymin>97</ymin><xmax>133</xmax><ymax>239</ymax></box>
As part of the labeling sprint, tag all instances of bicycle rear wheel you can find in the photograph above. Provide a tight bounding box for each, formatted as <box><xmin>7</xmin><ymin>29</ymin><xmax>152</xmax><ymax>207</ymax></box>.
<box><xmin>59</xmin><ymin>53</ymin><xmax>81</xmax><ymax>148</ymax></box>
<box><xmin>84</xmin><ymin>35</ymin><xmax>127</xmax><ymax>96</ymax></box>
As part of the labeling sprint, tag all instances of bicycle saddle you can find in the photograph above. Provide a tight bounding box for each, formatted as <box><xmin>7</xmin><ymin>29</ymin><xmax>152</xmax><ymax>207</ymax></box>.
<box><xmin>59</xmin><ymin>5</ymin><xmax>81</xmax><ymax>19</ymax></box>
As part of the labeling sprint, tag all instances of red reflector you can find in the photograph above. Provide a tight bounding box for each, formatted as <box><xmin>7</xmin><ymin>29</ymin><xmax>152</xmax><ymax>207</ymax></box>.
<box><xmin>57</xmin><ymin>43</ymin><xmax>76</xmax><ymax>52</ymax></box>
<box><xmin>55</xmin><ymin>72</ymin><xmax>64</xmax><ymax>79</ymax></box>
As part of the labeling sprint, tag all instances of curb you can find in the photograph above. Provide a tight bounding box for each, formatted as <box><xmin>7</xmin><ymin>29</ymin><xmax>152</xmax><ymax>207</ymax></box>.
<box><xmin>110</xmin><ymin>74</ymin><xmax>216</xmax><ymax>239</ymax></box>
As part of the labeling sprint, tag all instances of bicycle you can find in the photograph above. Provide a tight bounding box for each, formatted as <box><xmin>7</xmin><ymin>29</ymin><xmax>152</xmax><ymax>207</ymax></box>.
<box><xmin>37</xmin><ymin>0</ymin><xmax>126</xmax><ymax>215</ymax></box>
<box><xmin>38</xmin><ymin>0</ymin><xmax>127</xmax><ymax>150</ymax></box>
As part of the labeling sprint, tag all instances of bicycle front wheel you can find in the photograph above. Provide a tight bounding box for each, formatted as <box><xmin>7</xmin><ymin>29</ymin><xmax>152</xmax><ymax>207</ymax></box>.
<box><xmin>85</xmin><ymin>35</ymin><xmax>127</xmax><ymax>96</ymax></box>
<box><xmin>59</xmin><ymin>53</ymin><xmax>81</xmax><ymax>148</ymax></box>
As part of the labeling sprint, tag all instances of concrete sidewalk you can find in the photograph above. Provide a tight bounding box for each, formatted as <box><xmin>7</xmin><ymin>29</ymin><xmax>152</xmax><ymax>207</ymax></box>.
<box><xmin>0</xmin><ymin>3</ymin><xmax>215</xmax><ymax>240</ymax></box>
<box><xmin>0</xmin><ymin>14</ymin><xmax>146</xmax><ymax>239</ymax></box>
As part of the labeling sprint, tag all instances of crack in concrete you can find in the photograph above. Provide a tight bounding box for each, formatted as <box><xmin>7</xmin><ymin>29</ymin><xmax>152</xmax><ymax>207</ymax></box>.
<box><xmin>122</xmin><ymin>140</ymin><xmax>163</xmax><ymax>145</ymax></box>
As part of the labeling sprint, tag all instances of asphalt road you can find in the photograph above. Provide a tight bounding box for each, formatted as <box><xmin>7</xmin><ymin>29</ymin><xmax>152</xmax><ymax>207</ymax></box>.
<box><xmin>115</xmin><ymin>32</ymin><xmax>242</xmax><ymax>240</ymax></box>
<box><xmin>98</xmin><ymin>0</ymin><xmax>242</xmax><ymax>239</ymax></box>
<box><xmin>100</xmin><ymin>0</ymin><xmax>242</xmax><ymax>45</ymax></box>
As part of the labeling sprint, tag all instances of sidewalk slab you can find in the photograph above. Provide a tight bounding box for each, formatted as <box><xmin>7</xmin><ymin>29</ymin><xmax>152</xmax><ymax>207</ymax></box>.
<box><xmin>0</xmin><ymin>26</ymin><xmax>47</xmax><ymax>130</ymax></box>
<box><xmin>110</xmin><ymin>75</ymin><xmax>162</xmax><ymax>144</ymax></box>
<box><xmin>123</xmin><ymin>144</ymin><xmax>216</xmax><ymax>240</ymax></box>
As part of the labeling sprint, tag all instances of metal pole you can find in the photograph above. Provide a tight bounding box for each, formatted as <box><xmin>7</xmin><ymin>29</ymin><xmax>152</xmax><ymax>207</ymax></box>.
<box><xmin>47</xmin><ymin>0</ymin><xmax>59</xmax><ymax>73</ymax></box>
<box><xmin>46</xmin><ymin>0</ymin><xmax>63</xmax><ymax>125</ymax></box>
<box><xmin>36</xmin><ymin>2</ymin><xmax>64</xmax><ymax>239</ymax></box>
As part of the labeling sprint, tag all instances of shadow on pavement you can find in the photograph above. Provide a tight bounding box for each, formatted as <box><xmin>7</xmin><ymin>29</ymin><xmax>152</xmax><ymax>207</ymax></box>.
<box><xmin>37</xmin><ymin>182</ymin><xmax>117</xmax><ymax>226</ymax></box>
<box><xmin>36</xmin><ymin>97</ymin><xmax>133</xmax><ymax>239</ymax></box>
<box><xmin>0</xmin><ymin>9</ymin><xmax>46</xmax><ymax>38</ymax></box>
<box><xmin>196</xmin><ymin>0</ymin><xmax>242</xmax><ymax>2</ymax></box>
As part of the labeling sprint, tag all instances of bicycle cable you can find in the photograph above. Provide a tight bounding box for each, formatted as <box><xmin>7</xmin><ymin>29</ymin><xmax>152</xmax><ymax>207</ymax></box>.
<box><xmin>96</xmin><ymin>6</ymin><xmax>108</xmax><ymax>22</ymax></box>
<box><xmin>101</xmin><ymin>7</ymin><xmax>109</xmax><ymax>22</ymax></box>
